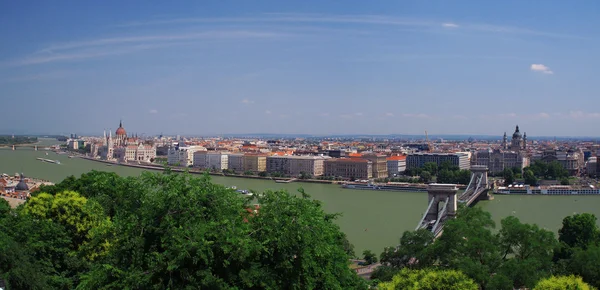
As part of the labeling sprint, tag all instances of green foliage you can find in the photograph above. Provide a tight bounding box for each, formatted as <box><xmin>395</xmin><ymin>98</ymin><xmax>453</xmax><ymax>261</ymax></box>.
<box><xmin>378</xmin><ymin>268</ymin><xmax>478</xmax><ymax>290</ymax></box>
<box><xmin>524</xmin><ymin>169</ymin><xmax>538</xmax><ymax>185</ymax></box>
<box><xmin>420</xmin><ymin>171</ymin><xmax>432</xmax><ymax>183</ymax></box>
<box><xmin>559</xmin><ymin>213</ymin><xmax>600</xmax><ymax>250</ymax></box>
<box><xmin>0</xmin><ymin>135</ymin><xmax>38</xmax><ymax>145</ymax></box>
<box><xmin>568</xmin><ymin>246</ymin><xmax>600</xmax><ymax>288</ymax></box>
<box><xmin>526</xmin><ymin>160</ymin><xmax>570</xmax><ymax>180</ymax></box>
<box><xmin>299</xmin><ymin>171</ymin><xmax>313</xmax><ymax>179</ymax></box>
<box><xmin>363</xmin><ymin>250</ymin><xmax>378</xmax><ymax>265</ymax></box>
<box><xmin>380</xmin><ymin>229</ymin><xmax>434</xmax><ymax>271</ymax></box>
<box><xmin>258</xmin><ymin>171</ymin><xmax>268</xmax><ymax>177</ymax></box>
<box><xmin>503</xmin><ymin>168</ymin><xmax>515</xmax><ymax>185</ymax></box>
<box><xmin>243</xmin><ymin>170</ymin><xmax>254</xmax><ymax>175</ymax></box>
<box><xmin>496</xmin><ymin>216</ymin><xmax>557</xmax><ymax>288</ymax></box>
<box><xmin>534</xmin><ymin>275</ymin><xmax>593</xmax><ymax>290</ymax></box>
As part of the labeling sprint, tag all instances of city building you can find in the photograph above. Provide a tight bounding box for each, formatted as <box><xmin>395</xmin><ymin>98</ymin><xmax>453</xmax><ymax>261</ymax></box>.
<box><xmin>471</xmin><ymin>149</ymin><xmax>529</xmax><ymax>174</ymax></box>
<box><xmin>168</xmin><ymin>146</ymin><xmax>206</xmax><ymax>166</ymax></box>
<box><xmin>586</xmin><ymin>157</ymin><xmax>597</xmax><ymax>177</ymax></box>
<box><xmin>407</xmin><ymin>152</ymin><xmax>470</xmax><ymax>170</ymax></box>
<box><xmin>99</xmin><ymin>120</ymin><xmax>157</xmax><ymax>163</ymax></box>
<box><xmin>243</xmin><ymin>154</ymin><xmax>267</xmax><ymax>173</ymax></box>
<box><xmin>361</xmin><ymin>153</ymin><xmax>388</xmax><ymax>178</ymax></box>
<box><xmin>228</xmin><ymin>153</ymin><xmax>245</xmax><ymax>172</ymax></box>
<box><xmin>531</xmin><ymin>150</ymin><xmax>584</xmax><ymax>176</ymax></box>
<box><xmin>324</xmin><ymin>158</ymin><xmax>373</xmax><ymax>180</ymax></box>
<box><xmin>266</xmin><ymin>155</ymin><xmax>328</xmax><ymax>176</ymax></box>
<box><xmin>206</xmin><ymin>152</ymin><xmax>229</xmax><ymax>170</ymax></box>
<box><xmin>387</xmin><ymin>155</ymin><xmax>407</xmax><ymax>177</ymax></box>
<box><xmin>471</xmin><ymin>126</ymin><xmax>529</xmax><ymax>174</ymax></box>
<box><xmin>68</xmin><ymin>139</ymin><xmax>79</xmax><ymax>150</ymax></box>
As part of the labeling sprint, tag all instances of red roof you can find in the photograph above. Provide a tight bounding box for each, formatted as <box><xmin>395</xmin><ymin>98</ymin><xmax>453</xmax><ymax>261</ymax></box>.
<box><xmin>387</xmin><ymin>155</ymin><xmax>406</xmax><ymax>161</ymax></box>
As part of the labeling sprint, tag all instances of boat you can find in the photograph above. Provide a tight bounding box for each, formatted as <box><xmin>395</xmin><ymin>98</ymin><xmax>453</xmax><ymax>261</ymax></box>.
<box><xmin>36</xmin><ymin>157</ymin><xmax>61</xmax><ymax>165</ymax></box>
<box><xmin>341</xmin><ymin>182</ymin><xmax>429</xmax><ymax>192</ymax></box>
<box><xmin>236</xmin><ymin>189</ymin><xmax>252</xmax><ymax>196</ymax></box>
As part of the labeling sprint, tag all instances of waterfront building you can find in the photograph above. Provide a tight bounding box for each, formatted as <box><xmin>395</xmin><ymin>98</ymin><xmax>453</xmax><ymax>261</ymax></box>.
<box><xmin>324</xmin><ymin>158</ymin><xmax>373</xmax><ymax>180</ymax></box>
<box><xmin>206</xmin><ymin>152</ymin><xmax>229</xmax><ymax>170</ymax></box>
<box><xmin>99</xmin><ymin>121</ymin><xmax>157</xmax><ymax>163</ymax></box>
<box><xmin>228</xmin><ymin>153</ymin><xmax>245</xmax><ymax>172</ymax></box>
<box><xmin>266</xmin><ymin>155</ymin><xmax>329</xmax><ymax>177</ymax></box>
<box><xmin>361</xmin><ymin>153</ymin><xmax>388</xmax><ymax>179</ymax></box>
<box><xmin>471</xmin><ymin>149</ymin><xmax>528</xmax><ymax>174</ymax></box>
<box><xmin>531</xmin><ymin>150</ymin><xmax>584</xmax><ymax>176</ymax></box>
<box><xmin>472</xmin><ymin>126</ymin><xmax>529</xmax><ymax>174</ymax></box>
<box><xmin>243</xmin><ymin>154</ymin><xmax>267</xmax><ymax>173</ymax></box>
<box><xmin>387</xmin><ymin>155</ymin><xmax>407</xmax><ymax>177</ymax></box>
<box><xmin>406</xmin><ymin>152</ymin><xmax>470</xmax><ymax>170</ymax></box>
<box><xmin>168</xmin><ymin>146</ymin><xmax>206</xmax><ymax>166</ymax></box>
<box><xmin>68</xmin><ymin>139</ymin><xmax>79</xmax><ymax>150</ymax></box>
<box><xmin>586</xmin><ymin>157</ymin><xmax>597</xmax><ymax>177</ymax></box>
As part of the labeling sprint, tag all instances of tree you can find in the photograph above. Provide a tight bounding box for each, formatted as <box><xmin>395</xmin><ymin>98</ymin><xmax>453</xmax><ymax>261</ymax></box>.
<box><xmin>432</xmin><ymin>207</ymin><xmax>501</xmax><ymax>288</ymax></box>
<box><xmin>77</xmin><ymin>172</ymin><xmax>366</xmax><ymax>289</ymax></box>
<box><xmin>533</xmin><ymin>275</ymin><xmax>593</xmax><ymax>290</ymax></box>
<box><xmin>496</xmin><ymin>216</ymin><xmax>557</xmax><ymax>289</ymax></box>
<box><xmin>567</xmin><ymin>245</ymin><xmax>600</xmax><ymax>288</ymax></box>
<box><xmin>422</xmin><ymin>162</ymin><xmax>438</xmax><ymax>176</ymax></box>
<box><xmin>258</xmin><ymin>171</ymin><xmax>268</xmax><ymax>177</ymax></box>
<box><xmin>524</xmin><ymin>169</ymin><xmax>538</xmax><ymax>185</ymax></box>
<box><xmin>380</xmin><ymin>229</ymin><xmax>435</xmax><ymax>270</ymax></box>
<box><xmin>299</xmin><ymin>171</ymin><xmax>312</xmax><ymax>180</ymax></box>
<box><xmin>244</xmin><ymin>170</ymin><xmax>253</xmax><ymax>176</ymax></box>
<box><xmin>363</xmin><ymin>250</ymin><xmax>378</xmax><ymax>265</ymax></box>
<box><xmin>503</xmin><ymin>168</ymin><xmax>515</xmax><ymax>185</ymax></box>
<box><xmin>378</xmin><ymin>268</ymin><xmax>478</xmax><ymax>290</ymax></box>
<box><xmin>558</xmin><ymin>213</ymin><xmax>600</xmax><ymax>250</ymax></box>
<box><xmin>420</xmin><ymin>171</ymin><xmax>432</xmax><ymax>183</ymax></box>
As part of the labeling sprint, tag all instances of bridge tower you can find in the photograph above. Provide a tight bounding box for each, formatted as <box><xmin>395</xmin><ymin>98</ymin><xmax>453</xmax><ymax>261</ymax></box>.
<box><xmin>470</xmin><ymin>165</ymin><xmax>490</xmax><ymax>200</ymax></box>
<box><xmin>425</xmin><ymin>184</ymin><xmax>458</xmax><ymax>221</ymax></box>
<box><xmin>34</xmin><ymin>145</ymin><xmax>38</xmax><ymax>151</ymax></box>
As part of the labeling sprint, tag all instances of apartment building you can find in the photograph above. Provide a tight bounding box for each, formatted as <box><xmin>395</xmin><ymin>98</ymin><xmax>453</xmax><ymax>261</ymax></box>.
<box><xmin>387</xmin><ymin>155</ymin><xmax>407</xmax><ymax>177</ymax></box>
<box><xmin>228</xmin><ymin>153</ymin><xmax>244</xmax><ymax>172</ymax></box>
<box><xmin>243</xmin><ymin>154</ymin><xmax>267</xmax><ymax>173</ymax></box>
<box><xmin>266</xmin><ymin>155</ymin><xmax>329</xmax><ymax>176</ymax></box>
<box><xmin>406</xmin><ymin>152</ymin><xmax>470</xmax><ymax>170</ymax></box>
<box><xmin>361</xmin><ymin>153</ymin><xmax>388</xmax><ymax>178</ymax></box>
<box><xmin>168</xmin><ymin>146</ymin><xmax>206</xmax><ymax>167</ymax></box>
<box><xmin>324</xmin><ymin>158</ymin><xmax>373</xmax><ymax>179</ymax></box>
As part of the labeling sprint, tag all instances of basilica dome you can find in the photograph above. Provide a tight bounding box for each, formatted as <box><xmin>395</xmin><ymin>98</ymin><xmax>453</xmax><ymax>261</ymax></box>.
<box><xmin>512</xmin><ymin>125</ymin><xmax>522</xmax><ymax>139</ymax></box>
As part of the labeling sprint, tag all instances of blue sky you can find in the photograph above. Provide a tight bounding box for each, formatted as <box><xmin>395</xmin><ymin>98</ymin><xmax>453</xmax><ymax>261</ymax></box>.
<box><xmin>1</xmin><ymin>0</ymin><xmax>600</xmax><ymax>137</ymax></box>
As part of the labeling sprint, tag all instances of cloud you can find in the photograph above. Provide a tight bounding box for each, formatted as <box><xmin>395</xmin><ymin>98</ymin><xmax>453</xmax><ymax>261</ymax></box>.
<box><xmin>384</xmin><ymin>112</ymin><xmax>394</xmax><ymax>117</ymax></box>
<box><xmin>9</xmin><ymin>30</ymin><xmax>288</xmax><ymax>66</ymax></box>
<box><xmin>536</xmin><ymin>112</ymin><xmax>550</xmax><ymax>119</ymax></box>
<box><xmin>452</xmin><ymin>115</ymin><xmax>468</xmax><ymax>120</ymax></box>
<box><xmin>530</xmin><ymin>64</ymin><xmax>553</xmax><ymax>74</ymax></box>
<box><xmin>564</xmin><ymin>111</ymin><xmax>600</xmax><ymax>119</ymax></box>
<box><xmin>149</xmin><ymin>109</ymin><xmax>158</xmax><ymax>114</ymax></box>
<box><xmin>355</xmin><ymin>112</ymin><xmax>363</xmax><ymax>116</ymax></box>
<box><xmin>319</xmin><ymin>112</ymin><xmax>330</xmax><ymax>117</ymax></box>
<box><xmin>117</xmin><ymin>14</ymin><xmax>585</xmax><ymax>40</ymax></box>
<box><xmin>442</xmin><ymin>23</ymin><xmax>459</xmax><ymax>28</ymax></box>
<box><xmin>265</xmin><ymin>110</ymin><xmax>272</xmax><ymax>114</ymax></box>
<box><xmin>241</xmin><ymin>99</ymin><xmax>254</xmax><ymax>104</ymax></box>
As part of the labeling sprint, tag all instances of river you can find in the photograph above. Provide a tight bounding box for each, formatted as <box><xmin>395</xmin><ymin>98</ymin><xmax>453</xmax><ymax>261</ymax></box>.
<box><xmin>1</xmin><ymin>139</ymin><xmax>599</xmax><ymax>255</ymax></box>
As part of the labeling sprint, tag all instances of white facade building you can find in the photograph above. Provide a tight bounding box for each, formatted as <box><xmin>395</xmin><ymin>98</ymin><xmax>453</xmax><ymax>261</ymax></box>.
<box><xmin>168</xmin><ymin>146</ymin><xmax>206</xmax><ymax>167</ymax></box>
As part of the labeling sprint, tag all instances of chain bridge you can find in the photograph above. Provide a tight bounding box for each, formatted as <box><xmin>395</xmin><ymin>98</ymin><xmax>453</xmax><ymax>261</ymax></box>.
<box><xmin>415</xmin><ymin>166</ymin><xmax>490</xmax><ymax>237</ymax></box>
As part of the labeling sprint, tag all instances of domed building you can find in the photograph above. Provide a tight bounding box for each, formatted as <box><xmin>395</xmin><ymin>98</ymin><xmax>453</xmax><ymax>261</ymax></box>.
<box><xmin>471</xmin><ymin>125</ymin><xmax>529</xmax><ymax>175</ymax></box>
<box><xmin>15</xmin><ymin>173</ymin><xmax>29</xmax><ymax>191</ymax></box>
<box><xmin>98</xmin><ymin>120</ymin><xmax>156</xmax><ymax>163</ymax></box>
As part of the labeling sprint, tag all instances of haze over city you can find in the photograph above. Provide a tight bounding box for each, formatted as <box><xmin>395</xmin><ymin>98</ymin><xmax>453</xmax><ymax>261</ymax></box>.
<box><xmin>1</xmin><ymin>0</ymin><xmax>600</xmax><ymax>136</ymax></box>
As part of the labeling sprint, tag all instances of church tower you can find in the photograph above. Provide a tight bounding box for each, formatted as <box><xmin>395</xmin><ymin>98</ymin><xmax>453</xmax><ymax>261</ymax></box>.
<box><xmin>502</xmin><ymin>132</ymin><xmax>507</xmax><ymax>150</ymax></box>
<box><xmin>523</xmin><ymin>132</ymin><xmax>527</xmax><ymax>150</ymax></box>
<box><xmin>510</xmin><ymin>125</ymin><xmax>523</xmax><ymax>151</ymax></box>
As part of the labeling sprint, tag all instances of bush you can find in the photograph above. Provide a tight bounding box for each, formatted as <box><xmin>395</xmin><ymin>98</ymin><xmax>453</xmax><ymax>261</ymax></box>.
<box><xmin>533</xmin><ymin>275</ymin><xmax>592</xmax><ymax>290</ymax></box>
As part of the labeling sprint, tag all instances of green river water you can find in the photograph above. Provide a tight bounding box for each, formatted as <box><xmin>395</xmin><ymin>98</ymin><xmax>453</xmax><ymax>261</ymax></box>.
<box><xmin>1</xmin><ymin>139</ymin><xmax>599</xmax><ymax>255</ymax></box>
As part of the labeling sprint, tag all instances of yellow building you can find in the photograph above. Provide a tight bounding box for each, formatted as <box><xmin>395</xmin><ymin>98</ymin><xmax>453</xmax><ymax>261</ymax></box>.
<box><xmin>243</xmin><ymin>154</ymin><xmax>267</xmax><ymax>173</ymax></box>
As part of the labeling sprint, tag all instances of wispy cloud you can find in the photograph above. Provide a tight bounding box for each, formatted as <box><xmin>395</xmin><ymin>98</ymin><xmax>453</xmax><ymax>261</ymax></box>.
<box><xmin>558</xmin><ymin>111</ymin><xmax>600</xmax><ymax>119</ymax></box>
<box><xmin>265</xmin><ymin>110</ymin><xmax>272</xmax><ymax>114</ymax></box>
<box><xmin>530</xmin><ymin>64</ymin><xmax>553</xmax><ymax>74</ymax></box>
<box><xmin>117</xmin><ymin>13</ymin><xmax>587</xmax><ymax>40</ymax></box>
<box><xmin>442</xmin><ymin>23</ymin><xmax>459</xmax><ymax>28</ymax></box>
<box><xmin>8</xmin><ymin>30</ymin><xmax>288</xmax><ymax>66</ymax></box>
<box><xmin>241</xmin><ymin>99</ymin><xmax>255</xmax><ymax>104</ymax></box>
<box><xmin>384</xmin><ymin>112</ymin><xmax>394</xmax><ymax>117</ymax></box>
<box><xmin>320</xmin><ymin>112</ymin><xmax>330</xmax><ymax>117</ymax></box>
<box><xmin>0</xmin><ymin>70</ymin><xmax>72</xmax><ymax>83</ymax></box>
<box><xmin>149</xmin><ymin>109</ymin><xmax>158</xmax><ymax>114</ymax></box>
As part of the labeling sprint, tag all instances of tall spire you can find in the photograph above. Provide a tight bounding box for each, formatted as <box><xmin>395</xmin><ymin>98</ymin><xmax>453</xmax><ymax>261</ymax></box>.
<box><xmin>119</xmin><ymin>119</ymin><xmax>123</xmax><ymax>128</ymax></box>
